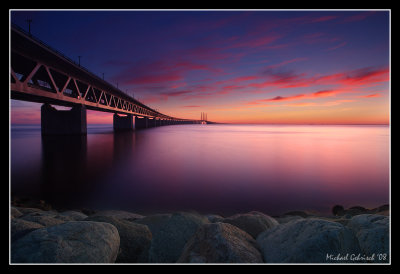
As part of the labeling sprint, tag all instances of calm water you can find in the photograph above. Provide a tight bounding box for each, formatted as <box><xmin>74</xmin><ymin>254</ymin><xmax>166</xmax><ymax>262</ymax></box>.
<box><xmin>10</xmin><ymin>124</ymin><xmax>389</xmax><ymax>216</ymax></box>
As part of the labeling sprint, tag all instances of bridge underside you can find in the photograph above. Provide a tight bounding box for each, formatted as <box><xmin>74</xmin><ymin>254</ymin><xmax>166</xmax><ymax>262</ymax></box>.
<box><xmin>10</xmin><ymin>25</ymin><xmax>202</xmax><ymax>134</ymax></box>
<box><xmin>39</xmin><ymin>103</ymin><xmax>200</xmax><ymax>135</ymax></box>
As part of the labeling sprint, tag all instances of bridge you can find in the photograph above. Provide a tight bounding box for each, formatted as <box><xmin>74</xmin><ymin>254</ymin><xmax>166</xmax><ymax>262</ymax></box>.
<box><xmin>10</xmin><ymin>24</ymin><xmax>211</xmax><ymax>135</ymax></box>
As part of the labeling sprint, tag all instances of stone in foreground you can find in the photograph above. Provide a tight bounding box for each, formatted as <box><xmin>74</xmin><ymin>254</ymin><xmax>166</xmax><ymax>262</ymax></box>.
<box><xmin>85</xmin><ymin>215</ymin><xmax>152</xmax><ymax>263</ymax></box>
<box><xmin>178</xmin><ymin>222</ymin><xmax>263</xmax><ymax>263</ymax></box>
<box><xmin>147</xmin><ymin>212</ymin><xmax>209</xmax><ymax>263</ymax></box>
<box><xmin>256</xmin><ymin>218</ymin><xmax>360</xmax><ymax>263</ymax></box>
<box><xmin>347</xmin><ymin>214</ymin><xmax>389</xmax><ymax>263</ymax></box>
<box><xmin>223</xmin><ymin>212</ymin><xmax>278</xmax><ymax>238</ymax></box>
<box><xmin>11</xmin><ymin>221</ymin><xmax>120</xmax><ymax>263</ymax></box>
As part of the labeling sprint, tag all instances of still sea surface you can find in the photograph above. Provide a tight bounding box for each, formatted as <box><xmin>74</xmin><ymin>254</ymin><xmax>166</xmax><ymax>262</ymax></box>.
<box><xmin>10</xmin><ymin>124</ymin><xmax>389</xmax><ymax>216</ymax></box>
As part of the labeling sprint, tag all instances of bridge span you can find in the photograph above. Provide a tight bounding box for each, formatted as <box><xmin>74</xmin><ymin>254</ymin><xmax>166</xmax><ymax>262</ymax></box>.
<box><xmin>10</xmin><ymin>24</ymin><xmax>209</xmax><ymax>134</ymax></box>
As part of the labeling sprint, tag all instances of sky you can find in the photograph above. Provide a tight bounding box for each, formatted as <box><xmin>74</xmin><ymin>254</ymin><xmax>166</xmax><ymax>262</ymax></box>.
<box><xmin>10</xmin><ymin>9</ymin><xmax>390</xmax><ymax>124</ymax></box>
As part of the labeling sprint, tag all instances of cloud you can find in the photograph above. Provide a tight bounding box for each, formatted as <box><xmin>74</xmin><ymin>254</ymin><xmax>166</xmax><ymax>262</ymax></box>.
<box><xmin>358</xmin><ymin>93</ymin><xmax>382</xmax><ymax>98</ymax></box>
<box><xmin>342</xmin><ymin>11</ymin><xmax>377</xmax><ymax>23</ymax></box>
<box><xmin>325</xmin><ymin>41</ymin><xmax>348</xmax><ymax>51</ymax></box>
<box><xmin>311</xmin><ymin>15</ymin><xmax>338</xmax><ymax>23</ymax></box>
<box><xmin>266</xmin><ymin>57</ymin><xmax>308</xmax><ymax>69</ymax></box>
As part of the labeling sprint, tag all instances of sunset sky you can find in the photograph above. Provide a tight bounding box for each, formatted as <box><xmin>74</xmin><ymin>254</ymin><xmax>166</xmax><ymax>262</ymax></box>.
<box><xmin>10</xmin><ymin>10</ymin><xmax>390</xmax><ymax>124</ymax></box>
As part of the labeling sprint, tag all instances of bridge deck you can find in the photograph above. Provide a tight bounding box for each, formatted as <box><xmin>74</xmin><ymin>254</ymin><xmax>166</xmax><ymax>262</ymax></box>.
<box><xmin>10</xmin><ymin>24</ymin><xmax>197</xmax><ymax>122</ymax></box>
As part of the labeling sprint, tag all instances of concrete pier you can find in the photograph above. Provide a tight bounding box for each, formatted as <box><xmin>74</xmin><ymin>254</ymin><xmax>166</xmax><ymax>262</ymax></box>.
<box><xmin>113</xmin><ymin>113</ymin><xmax>134</xmax><ymax>131</ymax></box>
<box><xmin>41</xmin><ymin>103</ymin><xmax>87</xmax><ymax>135</ymax></box>
<box><xmin>135</xmin><ymin>116</ymin><xmax>148</xmax><ymax>129</ymax></box>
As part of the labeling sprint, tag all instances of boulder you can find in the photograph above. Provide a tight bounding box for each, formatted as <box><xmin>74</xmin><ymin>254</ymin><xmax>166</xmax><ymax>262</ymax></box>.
<box><xmin>256</xmin><ymin>218</ymin><xmax>360</xmax><ymax>263</ymax></box>
<box><xmin>222</xmin><ymin>212</ymin><xmax>278</xmax><ymax>238</ymax></box>
<box><xmin>15</xmin><ymin>207</ymin><xmax>44</xmax><ymax>215</ymax></box>
<box><xmin>332</xmin><ymin>205</ymin><xmax>345</xmax><ymax>216</ymax></box>
<box><xmin>11</xmin><ymin>207</ymin><xmax>23</xmax><ymax>219</ymax></box>
<box><xmin>133</xmin><ymin>214</ymin><xmax>172</xmax><ymax>235</ymax></box>
<box><xmin>274</xmin><ymin>215</ymin><xmax>304</xmax><ymax>224</ymax></box>
<box><xmin>283</xmin><ymin>210</ymin><xmax>311</xmax><ymax>218</ymax></box>
<box><xmin>11</xmin><ymin>218</ymin><xmax>44</xmax><ymax>242</ymax></box>
<box><xmin>11</xmin><ymin>221</ymin><xmax>120</xmax><ymax>263</ymax></box>
<box><xmin>344</xmin><ymin>206</ymin><xmax>368</xmax><ymax>216</ymax></box>
<box><xmin>206</xmin><ymin>214</ymin><xmax>225</xmax><ymax>223</ymax></box>
<box><xmin>90</xmin><ymin>210</ymin><xmax>144</xmax><ymax>220</ymax></box>
<box><xmin>347</xmin><ymin>214</ymin><xmax>389</xmax><ymax>262</ymax></box>
<box><xmin>146</xmin><ymin>212</ymin><xmax>209</xmax><ymax>263</ymax></box>
<box><xmin>178</xmin><ymin>222</ymin><xmax>263</xmax><ymax>263</ymax></box>
<box><xmin>85</xmin><ymin>215</ymin><xmax>152</xmax><ymax>263</ymax></box>
<box><xmin>20</xmin><ymin>211</ymin><xmax>66</xmax><ymax>227</ymax></box>
<box><xmin>58</xmin><ymin>211</ymin><xmax>88</xmax><ymax>221</ymax></box>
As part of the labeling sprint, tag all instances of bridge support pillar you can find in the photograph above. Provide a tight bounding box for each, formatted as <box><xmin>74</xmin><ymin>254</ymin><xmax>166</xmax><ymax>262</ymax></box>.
<box><xmin>113</xmin><ymin>113</ymin><xmax>134</xmax><ymax>131</ymax></box>
<box><xmin>147</xmin><ymin>118</ymin><xmax>155</xmax><ymax>128</ymax></box>
<box><xmin>135</xmin><ymin>116</ymin><xmax>148</xmax><ymax>129</ymax></box>
<box><xmin>41</xmin><ymin>103</ymin><xmax>87</xmax><ymax>135</ymax></box>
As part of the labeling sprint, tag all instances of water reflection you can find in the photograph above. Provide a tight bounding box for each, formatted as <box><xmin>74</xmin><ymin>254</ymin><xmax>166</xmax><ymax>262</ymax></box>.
<box><xmin>10</xmin><ymin>124</ymin><xmax>389</xmax><ymax>215</ymax></box>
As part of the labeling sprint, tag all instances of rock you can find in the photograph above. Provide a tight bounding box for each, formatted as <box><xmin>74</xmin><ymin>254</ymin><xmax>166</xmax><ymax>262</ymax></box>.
<box><xmin>90</xmin><ymin>210</ymin><xmax>144</xmax><ymax>220</ymax></box>
<box><xmin>376</xmin><ymin>210</ymin><xmax>389</xmax><ymax>216</ymax></box>
<box><xmin>377</xmin><ymin>204</ymin><xmax>389</xmax><ymax>212</ymax></box>
<box><xmin>11</xmin><ymin>207</ymin><xmax>23</xmax><ymax>218</ymax></box>
<box><xmin>345</xmin><ymin>206</ymin><xmax>368</xmax><ymax>216</ymax></box>
<box><xmin>274</xmin><ymin>215</ymin><xmax>304</xmax><ymax>224</ymax></box>
<box><xmin>206</xmin><ymin>214</ymin><xmax>225</xmax><ymax>223</ymax></box>
<box><xmin>11</xmin><ymin>218</ymin><xmax>44</xmax><ymax>242</ymax></box>
<box><xmin>15</xmin><ymin>207</ymin><xmax>44</xmax><ymax>215</ymax></box>
<box><xmin>256</xmin><ymin>218</ymin><xmax>360</xmax><ymax>263</ymax></box>
<box><xmin>85</xmin><ymin>215</ymin><xmax>152</xmax><ymax>263</ymax></box>
<box><xmin>147</xmin><ymin>212</ymin><xmax>209</xmax><ymax>263</ymax></box>
<box><xmin>333</xmin><ymin>219</ymin><xmax>350</xmax><ymax>226</ymax></box>
<box><xmin>20</xmin><ymin>211</ymin><xmax>66</xmax><ymax>227</ymax></box>
<box><xmin>283</xmin><ymin>210</ymin><xmax>311</xmax><ymax>218</ymax></box>
<box><xmin>133</xmin><ymin>214</ymin><xmax>172</xmax><ymax>235</ymax></box>
<box><xmin>58</xmin><ymin>211</ymin><xmax>88</xmax><ymax>221</ymax></box>
<box><xmin>332</xmin><ymin>205</ymin><xmax>345</xmax><ymax>216</ymax></box>
<box><xmin>347</xmin><ymin>214</ymin><xmax>389</xmax><ymax>262</ymax></box>
<box><xmin>178</xmin><ymin>222</ymin><xmax>263</xmax><ymax>263</ymax></box>
<box><xmin>222</xmin><ymin>212</ymin><xmax>278</xmax><ymax>238</ymax></box>
<box><xmin>11</xmin><ymin>221</ymin><xmax>120</xmax><ymax>263</ymax></box>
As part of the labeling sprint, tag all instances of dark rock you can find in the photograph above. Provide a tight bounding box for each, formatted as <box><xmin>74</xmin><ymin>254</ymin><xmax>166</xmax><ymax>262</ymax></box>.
<box><xmin>257</xmin><ymin>218</ymin><xmax>360</xmax><ymax>263</ymax></box>
<box><xmin>146</xmin><ymin>212</ymin><xmax>209</xmax><ymax>263</ymax></box>
<box><xmin>274</xmin><ymin>215</ymin><xmax>304</xmax><ymax>224</ymax></box>
<box><xmin>377</xmin><ymin>204</ymin><xmax>389</xmax><ymax>212</ymax></box>
<box><xmin>178</xmin><ymin>222</ymin><xmax>263</xmax><ymax>263</ymax></box>
<box><xmin>20</xmin><ymin>211</ymin><xmax>66</xmax><ymax>227</ymax></box>
<box><xmin>133</xmin><ymin>214</ymin><xmax>172</xmax><ymax>235</ymax></box>
<box><xmin>283</xmin><ymin>210</ymin><xmax>310</xmax><ymax>218</ymax></box>
<box><xmin>90</xmin><ymin>210</ymin><xmax>144</xmax><ymax>220</ymax></box>
<box><xmin>11</xmin><ymin>221</ymin><xmax>120</xmax><ymax>263</ymax></box>
<box><xmin>206</xmin><ymin>214</ymin><xmax>225</xmax><ymax>223</ymax></box>
<box><xmin>347</xmin><ymin>214</ymin><xmax>389</xmax><ymax>262</ymax></box>
<box><xmin>332</xmin><ymin>205</ymin><xmax>345</xmax><ymax>216</ymax></box>
<box><xmin>11</xmin><ymin>207</ymin><xmax>23</xmax><ymax>218</ymax></box>
<box><xmin>11</xmin><ymin>218</ymin><xmax>44</xmax><ymax>242</ymax></box>
<box><xmin>15</xmin><ymin>207</ymin><xmax>44</xmax><ymax>215</ymax></box>
<box><xmin>58</xmin><ymin>211</ymin><xmax>88</xmax><ymax>221</ymax></box>
<box><xmin>85</xmin><ymin>215</ymin><xmax>152</xmax><ymax>263</ymax></box>
<box><xmin>223</xmin><ymin>212</ymin><xmax>278</xmax><ymax>238</ymax></box>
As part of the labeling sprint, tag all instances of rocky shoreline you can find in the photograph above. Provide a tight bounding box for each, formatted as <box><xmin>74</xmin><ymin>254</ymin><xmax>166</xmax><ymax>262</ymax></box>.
<box><xmin>10</xmin><ymin>203</ymin><xmax>389</xmax><ymax>264</ymax></box>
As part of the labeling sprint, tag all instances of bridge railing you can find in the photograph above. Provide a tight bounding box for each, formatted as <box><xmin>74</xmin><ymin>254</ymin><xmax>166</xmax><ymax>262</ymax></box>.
<box><xmin>11</xmin><ymin>23</ymin><xmax>155</xmax><ymax>111</ymax></box>
<box><xmin>11</xmin><ymin>23</ymin><xmax>202</xmax><ymax>122</ymax></box>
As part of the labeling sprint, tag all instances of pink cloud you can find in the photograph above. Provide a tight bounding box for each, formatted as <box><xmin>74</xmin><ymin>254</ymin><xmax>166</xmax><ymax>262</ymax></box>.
<box><xmin>311</xmin><ymin>15</ymin><xmax>338</xmax><ymax>23</ymax></box>
<box><xmin>358</xmin><ymin>93</ymin><xmax>382</xmax><ymax>98</ymax></box>
<box><xmin>126</xmin><ymin>73</ymin><xmax>183</xmax><ymax>85</ymax></box>
<box><xmin>266</xmin><ymin>57</ymin><xmax>308</xmax><ymax>69</ymax></box>
<box><xmin>325</xmin><ymin>41</ymin><xmax>348</xmax><ymax>51</ymax></box>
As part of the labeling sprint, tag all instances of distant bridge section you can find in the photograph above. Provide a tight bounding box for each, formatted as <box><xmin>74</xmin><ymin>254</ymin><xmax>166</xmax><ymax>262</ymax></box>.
<box><xmin>10</xmin><ymin>24</ymin><xmax>209</xmax><ymax>134</ymax></box>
